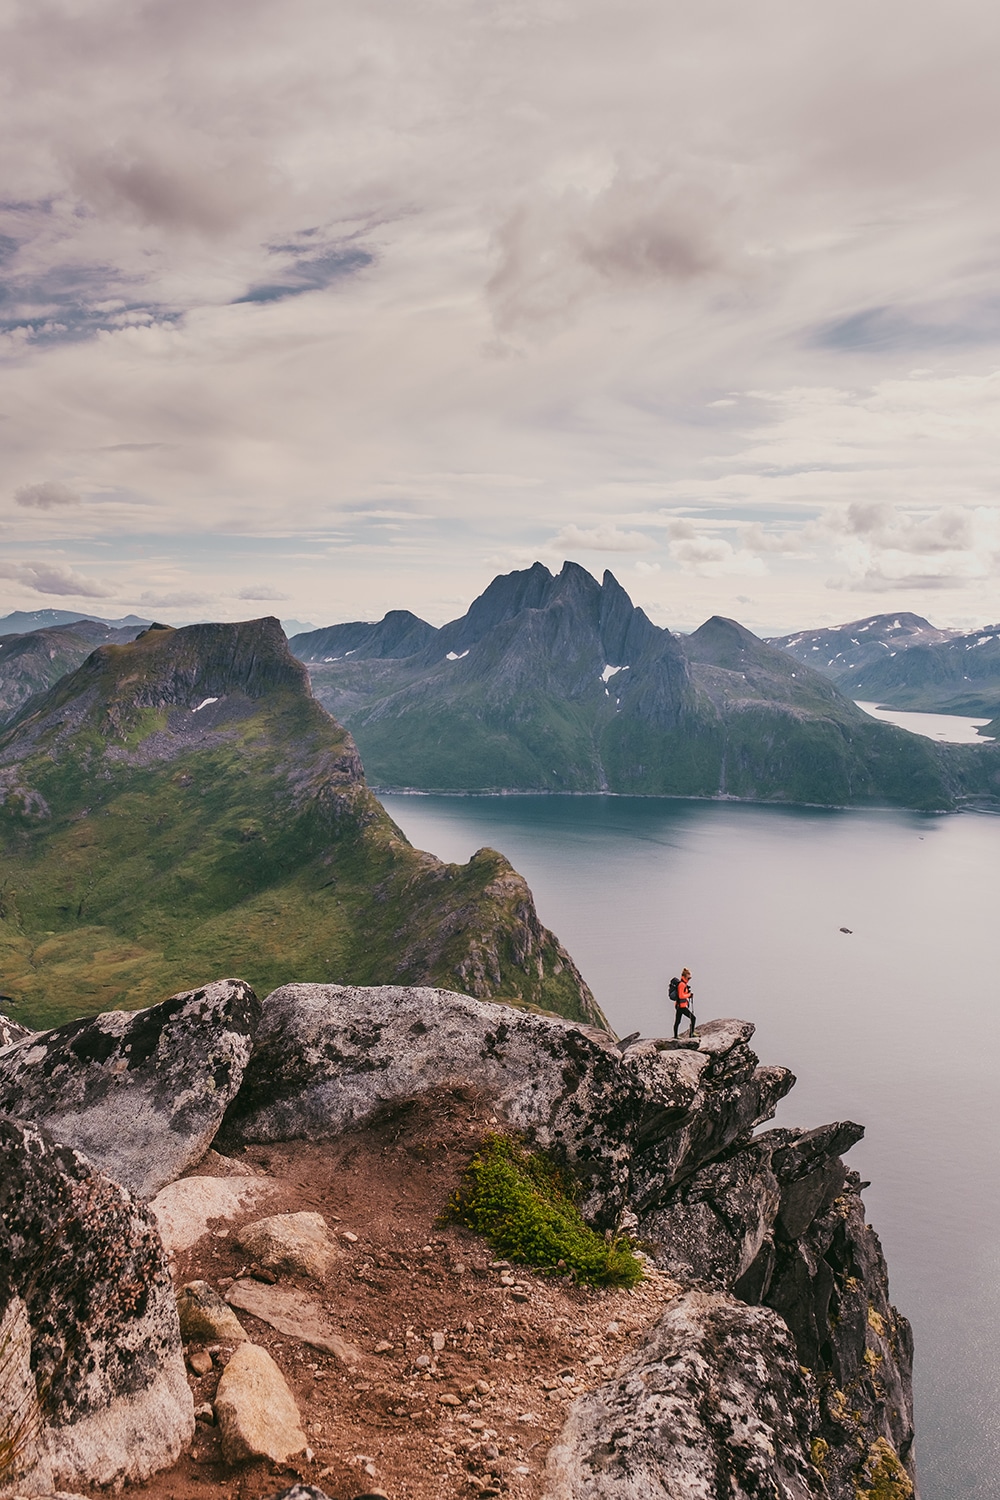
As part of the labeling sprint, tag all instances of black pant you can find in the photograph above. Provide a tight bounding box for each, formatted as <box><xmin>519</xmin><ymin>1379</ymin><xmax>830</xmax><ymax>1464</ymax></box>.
<box><xmin>673</xmin><ymin>1004</ymin><xmax>696</xmax><ymax>1037</ymax></box>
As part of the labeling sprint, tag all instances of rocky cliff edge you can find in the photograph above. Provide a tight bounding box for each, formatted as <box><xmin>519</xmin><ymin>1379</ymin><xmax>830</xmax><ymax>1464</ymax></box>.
<box><xmin>0</xmin><ymin>983</ymin><xmax>916</xmax><ymax>1500</ymax></box>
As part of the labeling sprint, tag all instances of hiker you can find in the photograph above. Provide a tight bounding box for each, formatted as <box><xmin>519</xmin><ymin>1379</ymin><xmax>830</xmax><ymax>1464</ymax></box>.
<box><xmin>670</xmin><ymin>967</ymin><xmax>697</xmax><ymax>1039</ymax></box>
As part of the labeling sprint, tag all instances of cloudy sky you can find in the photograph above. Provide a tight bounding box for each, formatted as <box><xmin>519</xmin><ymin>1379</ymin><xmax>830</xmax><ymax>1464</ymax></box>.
<box><xmin>2</xmin><ymin>0</ymin><xmax>1000</xmax><ymax>635</ymax></box>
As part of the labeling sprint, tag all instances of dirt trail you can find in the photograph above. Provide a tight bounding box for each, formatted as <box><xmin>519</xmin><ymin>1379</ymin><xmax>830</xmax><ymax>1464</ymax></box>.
<box><xmin>126</xmin><ymin>1088</ymin><xmax>678</xmax><ymax>1500</ymax></box>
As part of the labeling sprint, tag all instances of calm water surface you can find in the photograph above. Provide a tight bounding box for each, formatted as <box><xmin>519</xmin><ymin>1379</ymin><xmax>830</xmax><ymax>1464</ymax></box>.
<box><xmin>855</xmin><ymin>700</ymin><xmax>995</xmax><ymax>744</ymax></box>
<box><xmin>382</xmin><ymin>792</ymin><xmax>1000</xmax><ymax>1500</ymax></box>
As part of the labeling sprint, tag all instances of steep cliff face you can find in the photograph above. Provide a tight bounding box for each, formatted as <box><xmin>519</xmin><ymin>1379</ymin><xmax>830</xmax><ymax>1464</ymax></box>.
<box><xmin>640</xmin><ymin>1119</ymin><xmax>916</xmax><ymax>1497</ymax></box>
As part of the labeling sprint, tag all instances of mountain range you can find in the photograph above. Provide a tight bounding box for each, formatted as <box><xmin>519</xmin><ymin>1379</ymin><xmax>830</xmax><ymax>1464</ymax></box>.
<box><xmin>771</xmin><ymin>612</ymin><xmax>1000</xmax><ymax>721</ymax></box>
<box><xmin>0</xmin><ymin>618</ymin><xmax>149</xmax><ymax>725</ymax></box>
<box><xmin>292</xmin><ymin>563</ymin><xmax>999</xmax><ymax>810</ymax></box>
<box><xmin>0</xmin><ymin>617</ymin><xmax>597</xmax><ymax>1031</ymax></box>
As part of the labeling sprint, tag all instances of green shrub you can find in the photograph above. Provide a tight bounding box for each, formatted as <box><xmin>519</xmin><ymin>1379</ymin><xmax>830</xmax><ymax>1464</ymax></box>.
<box><xmin>447</xmin><ymin>1133</ymin><xmax>644</xmax><ymax>1289</ymax></box>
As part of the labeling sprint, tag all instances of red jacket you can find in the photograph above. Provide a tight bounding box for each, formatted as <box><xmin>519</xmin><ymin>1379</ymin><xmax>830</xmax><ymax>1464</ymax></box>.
<box><xmin>677</xmin><ymin>977</ymin><xmax>692</xmax><ymax>1006</ymax></box>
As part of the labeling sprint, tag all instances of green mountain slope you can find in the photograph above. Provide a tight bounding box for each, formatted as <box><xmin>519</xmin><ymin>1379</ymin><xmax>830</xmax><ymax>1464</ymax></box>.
<box><xmin>0</xmin><ymin>619</ymin><xmax>600</xmax><ymax>1031</ymax></box>
<box><xmin>298</xmin><ymin>565</ymin><xmax>999</xmax><ymax>810</ymax></box>
<box><xmin>0</xmin><ymin>620</ymin><xmax>145</xmax><ymax>726</ymax></box>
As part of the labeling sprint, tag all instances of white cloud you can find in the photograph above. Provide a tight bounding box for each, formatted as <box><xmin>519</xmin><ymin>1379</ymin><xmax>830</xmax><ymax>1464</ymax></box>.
<box><xmin>668</xmin><ymin>535</ymin><xmax>767</xmax><ymax>578</ymax></box>
<box><xmin>236</xmin><ymin>584</ymin><xmax>290</xmax><ymax>600</ymax></box>
<box><xmin>13</xmin><ymin>481</ymin><xmax>81</xmax><ymax>510</ymax></box>
<box><xmin>138</xmin><ymin>590</ymin><xmax>211</xmax><ymax>608</ymax></box>
<box><xmin>0</xmin><ymin>561</ymin><xmax>113</xmax><ymax>597</ymax></box>
<box><xmin>551</xmin><ymin>523</ymin><xmax>655</xmax><ymax>552</ymax></box>
<box><xmin>0</xmin><ymin>2</ymin><xmax>999</xmax><ymax>627</ymax></box>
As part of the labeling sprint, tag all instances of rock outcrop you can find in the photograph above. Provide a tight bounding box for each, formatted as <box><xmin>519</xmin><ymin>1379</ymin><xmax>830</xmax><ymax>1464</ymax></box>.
<box><xmin>544</xmin><ymin>1290</ymin><xmax>828</xmax><ymax>1499</ymax></box>
<box><xmin>0</xmin><ymin>980</ymin><xmax>260</xmax><ymax>1199</ymax></box>
<box><xmin>1</xmin><ymin>973</ymin><xmax>916</xmax><ymax>1500</ymax></box>
<box><xmin>0</xmin><ymin>1013</ymin><xmax>32</xmax><ymax>1051</ymax></box>
<box><xmin>219</xmin><ymin>987</ymin><xmax>791</xmax><ymax>1224</ymax></box>
<box><xmin>0</xmin><ymin>1118</ymin><xmax>192</xmax><ymax>1495</ymax></box>
<box><xmin>610</xmin><ymin>1118</ymin><xmax>917</xmax><ymax>1499</ymax></box>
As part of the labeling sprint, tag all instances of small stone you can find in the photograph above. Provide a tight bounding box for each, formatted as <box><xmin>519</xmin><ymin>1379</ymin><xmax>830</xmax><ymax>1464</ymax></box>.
<box><xmin>194</xmin><ymin>1402</ymin><xmax>215</xmax><ymax>1423</ymax></box>
<box><xmin>236</xmin><ymin>1211</ymin><xmax>339</xmax><ymax>1281</ymax></box>
<box><xmin>250</xmin><ymin>1265</ymin><xmax>279</xmax><ymax>1284</ymax></box>
<box><xmin>431</xmin><ymin>1331</ymin><xmax>446</xmax><ymax>1352</ymax></box>
<box><xmin>178</xmin><ymin>1282</ymin><xmax>248</xmax><ymax>1345</ymax></box>
<box><xmin>454</xmin><ymin>1263</ymin><xmax>467</xmax><ymax>1275</ymax></box>
<box><xmin>414</xmin><ymin>1354</ymin><xmax>431</xmax><ymax>1368</ymax></box>
<box><xmin>439</xmin><ymin>1393</ymin><xmax>461</xmax><ymax>1406</ymax></box>
<box><xmin>510</xmin><ymin>1290</ymin><xmax>529</xmax><ymax>1303</ymax></box>
<box><xmin>475</xmin><ymin>1379</ymin><xmax>491</xmax><ymax>1394</ymax></box>
<box><xmin>342</xmin><ymin>1231</ymin><xmax>359</xmax><ymax>1244</ymax></box>
<box><xmin>187</xmin><ymin>1348</ymin><xmax>214</xmax><ymax>1376</ymax></box>
<box><xmin>374</xmin><ymin>1340</ymin><xmax>393</xmax><ymax>1353</ymax></box>
<box><xmin>214</xmin><ymin>1341</ymin><xmax>307</xmax><ymax>1464</ymax></box>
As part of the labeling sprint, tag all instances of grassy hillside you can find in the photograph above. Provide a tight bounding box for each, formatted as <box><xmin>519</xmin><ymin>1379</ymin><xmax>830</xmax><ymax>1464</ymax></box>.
<box><xmin>0</xmin><ymin>620</ymin><xmax>600</xmax><ymax>1031</ymax></box>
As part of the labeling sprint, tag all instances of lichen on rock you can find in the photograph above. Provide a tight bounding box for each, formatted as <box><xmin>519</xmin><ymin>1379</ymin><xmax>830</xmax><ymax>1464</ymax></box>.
<box><xmin>0</xmin><ymin>1117</ymin><xmax>192</xmax><ymax>1494</ymax></box>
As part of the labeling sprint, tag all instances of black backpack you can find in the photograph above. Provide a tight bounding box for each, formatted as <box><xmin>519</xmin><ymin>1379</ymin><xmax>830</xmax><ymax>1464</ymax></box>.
<box><xmin>668</xmin><ymin>976</ymin><xmax>680</xmax><ymax>1004</ymax></box>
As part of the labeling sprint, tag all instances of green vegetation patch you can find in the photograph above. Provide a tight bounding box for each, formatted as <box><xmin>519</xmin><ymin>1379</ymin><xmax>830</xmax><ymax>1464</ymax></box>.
<box><xmin>447</xmin><ymin>1133</ymin><xmax>643</xmax><ymax>1289</ymax></box>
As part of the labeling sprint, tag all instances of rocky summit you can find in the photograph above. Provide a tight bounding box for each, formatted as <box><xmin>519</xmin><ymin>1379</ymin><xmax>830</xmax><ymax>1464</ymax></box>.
<box><xmin>1</xmin><ymin>979</ymin><xmax>916</xmax><ymax>1500</ymax></box>
<box><xmin>0</xmin><ymin>616</ymin><xmax>596</xmax><ymax>1030</ymax></box>
<box><xmin>771</xmin><ymin>611</ymin><xmax>1000</xmax><ymax>719</ymax></box>
<box><xmin>293</xmin><ymin>561</ymin><xmax>999</xmax><ymax>808</ymax></box>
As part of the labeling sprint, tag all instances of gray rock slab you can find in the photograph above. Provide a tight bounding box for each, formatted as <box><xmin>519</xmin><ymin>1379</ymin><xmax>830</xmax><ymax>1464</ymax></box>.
<box><xmin>639</xmin><ymin>1136</ymin><xmax>781</xmax><ymax>1288</ymax></box>
<box><xmin>0</xmin><ymin>1117</ymin><xmax>193</xmax><ymax>1494</ymax></box>
<box><xmin>225</xmin><ymin>1279</ymin><xmax>361</xmax><ymax>1364</ymax></box>
<box><xmin>0</xmin><ymin>978</ymin><xmax>261</xmax><ymax>1199</ymax></box>
<box><xmin>149</xmin><ymin>1173</ymin><xmax>277</xmax><ymax>1257</ymax></box>
<box><xmin>543</xmin><ymin>1290</ymin><xmax>828</xmax><ymax>1500</ymax></box>
<box><xmin>214</xmin><ymin>1341</ymin><xmax>307</xmax><ymax>1464</ymax></box>
<box><xmin>219</xmin><ymin>985</ymin><xmax>785</xmax><ymax>1222</ymax></box>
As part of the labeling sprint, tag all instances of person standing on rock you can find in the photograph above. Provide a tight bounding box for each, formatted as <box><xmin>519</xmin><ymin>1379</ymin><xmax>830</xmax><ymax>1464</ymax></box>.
<box><xmin>670</xmin><ymin>968</ymin><xmax>697</xmax><ymax>1039</ymax></box>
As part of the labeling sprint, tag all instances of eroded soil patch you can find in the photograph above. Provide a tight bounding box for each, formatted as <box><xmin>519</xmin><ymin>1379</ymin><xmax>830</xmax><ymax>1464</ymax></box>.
<box><xmin>125</xmin><ymin>1088</ymin><xmax>678</xmax><ymax>1500</ymax></box>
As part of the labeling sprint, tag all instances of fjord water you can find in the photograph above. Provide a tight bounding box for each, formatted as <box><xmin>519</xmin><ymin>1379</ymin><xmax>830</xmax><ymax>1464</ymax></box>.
<box><xmin>382</xmin><ymin>792</ymin><xmax>1000</xmax><ymax>1500</ymax></box>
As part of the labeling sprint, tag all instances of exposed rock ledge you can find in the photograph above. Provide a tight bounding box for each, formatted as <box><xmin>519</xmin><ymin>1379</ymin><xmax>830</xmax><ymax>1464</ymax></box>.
<box><xmin>0</xmin><ymin>982</ymin><xmax>916</xmax><ymax>1500</ymax></box>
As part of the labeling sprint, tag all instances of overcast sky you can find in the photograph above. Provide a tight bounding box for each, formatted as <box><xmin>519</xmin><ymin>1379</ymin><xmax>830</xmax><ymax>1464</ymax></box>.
<box><xmin>2</xmin><ymin>0</ymin><xmax>1000</xmax><ymax>635</ymax></box>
